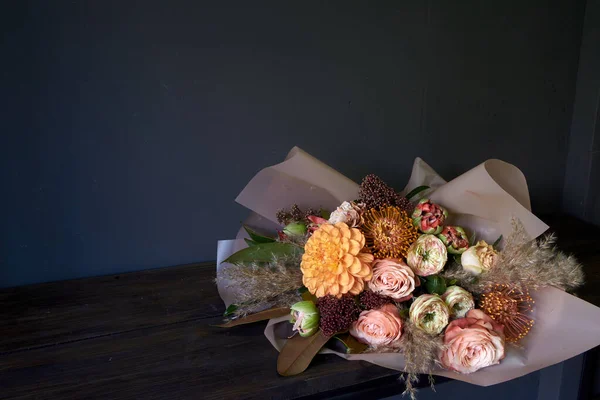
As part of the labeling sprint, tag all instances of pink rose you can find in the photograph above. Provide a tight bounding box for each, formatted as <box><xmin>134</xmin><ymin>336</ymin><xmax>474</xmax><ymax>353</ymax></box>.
<box><xmin>440</xmin><ymin>309</ymin><xmax>506</xmax><ymax>374</ymax></box>
<box><xmin>350</xmin><ymin>304</ymin><xmax>403</xmax><ymax>347</ymax></box>
<box><xmin>368</xmin><ymin>259</ymin><xmax>420</xmax><ymax>301</ymax></box>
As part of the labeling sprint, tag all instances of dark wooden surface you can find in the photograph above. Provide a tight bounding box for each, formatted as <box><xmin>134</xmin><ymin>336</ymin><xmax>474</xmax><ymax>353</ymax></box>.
<box><xmin>0</xmin><ymin>215</ymin><xmax>599</xmax><ymax>399</ymax></box>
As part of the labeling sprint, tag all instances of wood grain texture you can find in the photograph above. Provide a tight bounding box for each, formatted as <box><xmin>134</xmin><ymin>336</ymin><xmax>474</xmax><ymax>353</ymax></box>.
<box><xmin>0</xmin><ymin>215</ymin><xmax>598</xmax><ymax>399</ymax></box>
<box><xmin>0</xmin><ymin>316</ymin><xmax>403</xmax><ymax>400</ymax></box>
<box><xmin>0</xmin><ymin>262</ymin><xmax>221</xmax><ymax>353</ymax></box>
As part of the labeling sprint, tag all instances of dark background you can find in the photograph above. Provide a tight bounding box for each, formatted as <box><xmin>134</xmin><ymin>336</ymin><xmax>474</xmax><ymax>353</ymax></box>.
<box><xmin>1</xmin><ymin>1</ymin><xmax>595</xmax><ymax>288</ymax></box>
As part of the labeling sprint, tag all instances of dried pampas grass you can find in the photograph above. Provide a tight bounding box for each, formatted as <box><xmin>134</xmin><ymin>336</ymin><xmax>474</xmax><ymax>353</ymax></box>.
<box><xmin>217</xmin><ymin>255</ymin><xmax>303</xmax><ymax>318</ymax></box>
<box><xmin>442</xmin><ymin>220</ymin><xmax>584</xmax><ymax>294</ymax></box>
<box><xmin>399</xmin><ymin>321</ymin><xmax>444</xmax><ymax>400</ymax></box>
<box><xmin>365</xmin><ymin>319</ymin><xmax>443</xmax><ymax>400</ymax></box>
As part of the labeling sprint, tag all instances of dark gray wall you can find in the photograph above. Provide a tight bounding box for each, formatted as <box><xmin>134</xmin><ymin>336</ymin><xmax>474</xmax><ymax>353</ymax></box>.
<box><xmin>563</xmin><ymin>0</ymin><xmax>600</xmax><ymax>226</ymax></box>
<box><xmin>1</xmin><ymin>1</ymin><xmax>584</xmax><ymax>287</ymax></box>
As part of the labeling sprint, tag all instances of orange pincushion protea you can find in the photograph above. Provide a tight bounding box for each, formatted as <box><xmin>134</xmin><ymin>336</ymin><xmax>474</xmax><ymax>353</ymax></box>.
<box><xmin>301</xmin><ymin>222</ymin><xmax>374</xmax><ymax>298</ymax></box>
<box><xmin>362</xmin><ymin>206</ymin><xmax>420</xmax><ymax>259</ymax></box>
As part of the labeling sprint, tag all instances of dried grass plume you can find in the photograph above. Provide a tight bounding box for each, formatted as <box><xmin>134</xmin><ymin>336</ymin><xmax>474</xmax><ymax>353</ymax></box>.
<box><xmin>442</xmin><ymin>219</ymin><xmax>584</xmax><ymax>294</ymax></box>
<box><xmin>217</xmin><ymin>255</ymin><xmax>303</xmax><ymax>318</ymax></box>
<box><xmin>365</xmin><ymin>318</ymin><xmax>443</xmax><ymax>400</ymax></box>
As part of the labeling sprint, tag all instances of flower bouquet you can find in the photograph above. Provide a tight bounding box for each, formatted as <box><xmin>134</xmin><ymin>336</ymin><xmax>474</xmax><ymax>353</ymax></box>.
<box><xmin>216</xmin><ymin>147</ymin><xmax>600</xmax><ymax>397</ymax></box>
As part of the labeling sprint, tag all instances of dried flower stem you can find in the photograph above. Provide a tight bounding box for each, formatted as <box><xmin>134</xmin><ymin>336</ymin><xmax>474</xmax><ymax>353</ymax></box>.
<box><xmin>365</xmin><ymin>319</ymin><xmax>443</xmax><ymax>399</ymax></box>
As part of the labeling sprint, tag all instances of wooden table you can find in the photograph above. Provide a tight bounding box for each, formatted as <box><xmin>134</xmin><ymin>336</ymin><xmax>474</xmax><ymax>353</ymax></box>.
<box><xmin>1</xmin><ymin>215</ymin><xmax>599</xmax><ymax>399</ymax></box>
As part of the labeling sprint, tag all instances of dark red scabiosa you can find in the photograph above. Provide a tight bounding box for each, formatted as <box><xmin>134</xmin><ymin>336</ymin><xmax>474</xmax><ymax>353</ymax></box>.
<box><xmin>316</xmin><ymin>294</ymin><xmax>360</xmax><ymax>337</ymax></box>
<box><xmin>359</xmin><ymin>174</ymin><xmax>413</xmax><ymax>214</ymax></box>
<box><xmin>358</xmin><ymin>290</ymin><xmax>394</xmax><ymax>310</ymax></box>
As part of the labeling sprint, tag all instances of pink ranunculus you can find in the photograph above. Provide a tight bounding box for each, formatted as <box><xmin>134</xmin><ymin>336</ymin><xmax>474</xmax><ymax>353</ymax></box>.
<box><xmin>368</xmin><ymin>259</ymin><xmax>420</xmax><ymax>302</ymax></box>
<box><xmin>349</xmin><ymin>304</ymin><xmax>403</xmax><ymax>347</ymax></box>
<box><xmin>440</xmin><ymin>309</ymin><xmax>506</xmax><ymax>374</ymax></box>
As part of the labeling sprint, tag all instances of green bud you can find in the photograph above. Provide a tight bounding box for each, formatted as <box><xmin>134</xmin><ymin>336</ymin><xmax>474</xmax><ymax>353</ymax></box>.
<box><xmin>290</xmin><ymin>300</ymin><xmax>319</xmax><ymax>337</ymax></box>
<box><xmin>283</xmin><ymin>222</ymin><xmax>307</xmax><ymax>236</ymax></box>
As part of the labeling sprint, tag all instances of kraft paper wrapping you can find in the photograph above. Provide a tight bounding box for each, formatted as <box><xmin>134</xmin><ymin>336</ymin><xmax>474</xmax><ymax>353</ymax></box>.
<box><xmin>216</xmin><ymin>147</ymin><xmax>600</xmax><ymax>386</ymax></box>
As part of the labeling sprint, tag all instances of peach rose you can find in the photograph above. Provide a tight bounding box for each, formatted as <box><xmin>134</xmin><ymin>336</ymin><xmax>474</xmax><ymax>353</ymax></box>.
<box><xmin>368</xmin><ymin>259</ymin><xmax>420</xmax><ymax>301</ymax></box>
<box><xmin>440</xmin><ymin>309</ymin><xmax>506</xmax><ymax>374</ymax></box>
<box><xmin>349</xmin><ymin>304</ymin><xmax>403</xmax><ymax>347</ymax></box>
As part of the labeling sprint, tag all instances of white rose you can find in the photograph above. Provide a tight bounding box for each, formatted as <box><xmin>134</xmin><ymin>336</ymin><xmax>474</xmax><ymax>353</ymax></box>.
<box><xmin>409</xmin><ymin>294</ymin><xmax>450</xmax><ymax>335</ymax></box>
<box><xmin>461</xmin><ymin>240</ymin><xmax>498</xmax><ymax>275</ymax></box>
<box><xmin>406</xmin><ymin>234</ymin><xmax>448</xmax><ymax>276</ymax></box>
<box><xmin>328</xmin><ymin>201</ymin><xmax>362</xmax><ymax>227</ymax></box>
<box><xmin>441</xmin><ymin>286</ymin><xmax>475</xmax><ymax>318</ymax></box>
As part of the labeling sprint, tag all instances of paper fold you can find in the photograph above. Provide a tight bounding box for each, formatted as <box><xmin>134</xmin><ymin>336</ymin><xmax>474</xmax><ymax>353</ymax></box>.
<box><xmin>217</xmin><ymin>147</ymin><xmax>600</xmax><ymax>387</ymax></box>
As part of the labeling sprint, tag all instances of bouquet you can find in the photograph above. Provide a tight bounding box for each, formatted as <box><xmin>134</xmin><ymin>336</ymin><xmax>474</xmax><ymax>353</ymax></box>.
<box><xmin>216</xmin><ymin>147</ymin><xmax>600</xmax><ymax>398</ymax></box>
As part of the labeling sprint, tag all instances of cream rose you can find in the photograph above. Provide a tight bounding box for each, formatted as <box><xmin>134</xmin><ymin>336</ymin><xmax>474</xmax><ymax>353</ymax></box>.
<box><xmin>461</xmin><ymin>240</ymin><xmax>498</xmax><ymax>275</ymax></box>
<box><xmin>441</xmin><ymin>286</ymin><xmax>475</xmax><ymax>318</ymax></box>
<box><xmin>406</xmin><ymin>234</ymin><xmax>448</xmax><ymax>276</ymax></box>
<box><xmin>350</xmin><ymin>304</ymin><xmax>403</xmax><ymax>347</ymax></box>
<box><xmin>440</xmin><ymin>309</ymin><xmax>506</xmax><ymax>374</ymax></box>
<box><xmin>328</xmin><ymin>201</ymin><xmax>363</xmax><ymax>227</ymax></box>
<box><xmin>409</xmin><ymin>294</ymin><xmax>450</xmax><ymax>335</ymax></box>
<box><xmin>368</xmin><ymin>259</ymin><xmax>419</xmax><ymax>301</ymax></box>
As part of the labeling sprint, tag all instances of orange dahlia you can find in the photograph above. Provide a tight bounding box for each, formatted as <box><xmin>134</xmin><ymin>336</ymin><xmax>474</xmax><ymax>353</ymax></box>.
<box><xmin>301</xmin><ymin>222</ymin><xmax>374</xmax><ymax>298</ymax></box>
<box><xmin>362</xmin><ymin>206</ymin><xmax>420</xmax><ymax>259</ymax></box>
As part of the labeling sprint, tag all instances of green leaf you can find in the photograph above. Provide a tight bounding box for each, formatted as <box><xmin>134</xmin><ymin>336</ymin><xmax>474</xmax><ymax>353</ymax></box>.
<box><xmin>283</xmin><ymin>222</ymin><xmax>307</xmax><ymax>236</ymax></box>
<box><xmin>424</xmin><ymin>275</ymin><xmax>447</xmax><ymax>295</ymax></box>
<box><xmin>297</xmin><ymin>286</ymin><xmax>318</xmax><ymax>302</ymax></box>
<box><xmin>244</xmin><ymin>238</ymin><xmax>259</xmax><ymax>247</ymax></box>
<box><xmin>223</xmin><ymin>242</ymin><xmax>304</xmax><ymax>265</ymax></box>
<box><xmin>448</xmin><ymin>279</ymin><xmax>458</xmax><ymax>286</ymax></box>
<box><xmin>399</xmin><ymin>309</ymin><xmax>410</xmax><ymax>319</ymax></box>
<box><xmin>243</xmin><ymin>225</ymin><xmax>276</xmax><ymax>244</ymax></box>
<box><xmin>470</xmin><ymin>232</ymin><xmax>478</xmax><ymax>246</ymax></box>
<box><xmin>405</xmin><ymin>185</ymin><xmax>430</xmax><ymax>200</ymax></box>
<box><xmin>319</xmin><ymin>208</ymin><xmax>331</xmax><ymax>220</ymax></box>
<box><xmin>223</xmin><ymin>304</ymin><xmax>238</xmax><ymax>317</ymax></box>
<box><xmin>301</xmin><ymin>291</ymin><xmax>318</xmax><ymax>303</ymax></box>
<box><xmin>493</xmin><ymin>235</ymin><xmax>503</xmax><ymax>249</ymax></box>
